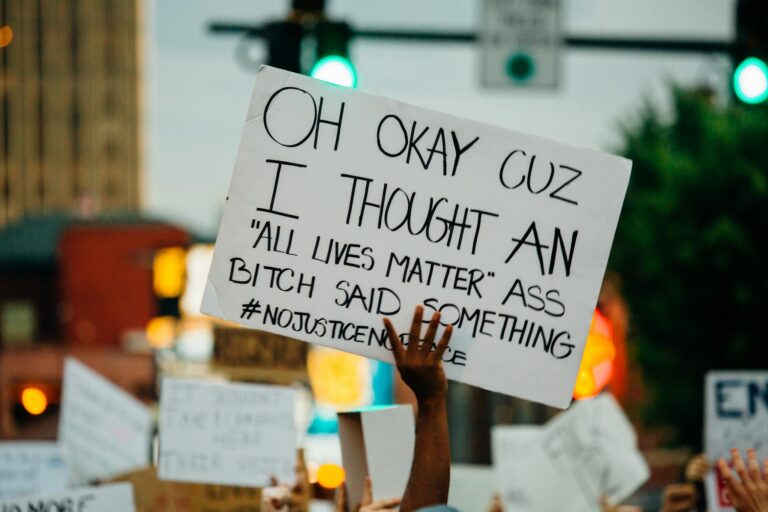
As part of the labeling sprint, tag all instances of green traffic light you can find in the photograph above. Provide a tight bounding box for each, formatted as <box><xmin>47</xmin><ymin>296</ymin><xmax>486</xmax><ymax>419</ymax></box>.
<box><xmin>310</xmin><ymin>56</ymin><xmax>357</xmax><ymax>88</ymax></box>
<box><xmin>506</xmin><ymin>53</ymin><xmax>535</xmax><ymax>82</ymax></box>
<box><xmin>733</xmin><ymin>57</ymin><xmax>768</xmax><ymax>104</ymax></box>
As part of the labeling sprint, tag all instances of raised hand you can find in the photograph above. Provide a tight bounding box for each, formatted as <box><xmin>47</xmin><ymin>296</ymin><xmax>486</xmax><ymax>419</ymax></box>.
<box><xmin>717</xmin><ymin>448</ymin><xmax>768</xmax><ymax>512</ymax></box>
<box><xmin>383</xmin><ymin>305</ymin><xmax>452</xmax><ymax>406</ymax></box>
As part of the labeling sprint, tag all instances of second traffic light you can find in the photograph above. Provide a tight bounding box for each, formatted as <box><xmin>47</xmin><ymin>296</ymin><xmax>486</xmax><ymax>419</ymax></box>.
<box><xmin>265</xmin><ymin>19</ymin><xmax>356</xmax><ymax>88</ymax></box>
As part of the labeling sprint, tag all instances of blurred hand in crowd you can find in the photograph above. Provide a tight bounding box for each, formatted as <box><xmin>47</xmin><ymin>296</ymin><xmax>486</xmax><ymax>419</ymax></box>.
<box><xmin>335</xmin><ymin>477</ymin><xmax>401</xmax><ymax>512</ymax></box>
<box><xmin>264</xmin><ymin>452</ymin><xmax>311</xmax><ymax>512</ymax></box>
<box><xmin>718</xmin><ymin>448</ymin><xmax>768</xmax><ymax>512</ymax></box>
<box><xmin>384</xmin><ymin>305</ymin><xmax>453</xmax><ymax>511</ymax></box>
<box><xmin>658</xmin><ymin>483</ymin><xmax>697</xmax><ymax>512</ymax></box>
<box><xmin>487</xmin><ymin>492</ymin><xmax>504</xmax><ymax>512</ymax></box>
<box><xmin>685</xmin><ymin>453</ymin><xmax>710</xmax><ymax>483</ymax></box>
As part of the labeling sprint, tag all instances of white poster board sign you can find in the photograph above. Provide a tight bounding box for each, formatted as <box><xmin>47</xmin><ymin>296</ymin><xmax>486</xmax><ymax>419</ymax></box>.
<box><xmin>540</xmin><ymin>394</ymin><xmax>648</xmax><ymax>510</ymax></box>
<box><xmin>0</xmin><ymin>442</ymin><xmax>67</xmax><ymax>499</ymax></box>
<box><xmin>158</xmin><ymin>378</ymin><xmax>297</xmax><ymax>487</ymax></box>
<box><xmin>338</xmin><ymin>405</ymin><xmax>415</xmax><ymax>509</ymax></box>
<box><xmin>491</xmin><ymin>395</ymin><xmax>647</xmax><ymax>511</ymax></box>
<box><xmin>704</xmin><ymin>371</ymin><xmax>768</xmax><ymax>512</ymax></box>
<box><xmin>0</xmin><ymin>483</ymin><xmax>135</xmax><ymax>512</ymax></box>
<box><xmin>202</xmin><ymin>65</ymin><xmax>631</xmax><ymax>408</ymax></box>
<box><xmin>491</xmin><ymin>426</ymin><xmax>556</xmax><ymax>511</ymax></box>
<box><xmin>59</xmin><ymin>358</ymin><xmax>152</xmax><ymax>485</ymax></box>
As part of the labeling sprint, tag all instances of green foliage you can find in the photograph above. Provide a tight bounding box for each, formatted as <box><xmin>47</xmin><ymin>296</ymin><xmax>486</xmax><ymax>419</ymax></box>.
<box><xmin>609</xmin><ymin>89</ymin><xmax>768</xmax><ymax>447</ymax></box>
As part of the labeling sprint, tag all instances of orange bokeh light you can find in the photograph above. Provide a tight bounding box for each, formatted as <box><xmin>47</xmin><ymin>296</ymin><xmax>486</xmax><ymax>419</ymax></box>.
<box><xmin>573</xmin><ymin>308</ymin><xmax>616</xmax><ymax>400</ymax></box>
<box><xmin>21</xmin><ymin>387</ymin><xmax>48</xmax><ymax>415</ymax></box>
<box><xmin>316</xmin><ymin>463</ymin><xmax>346</xmax><ymax>489</ymax></box>
<box><xmin>0</xmin><ymin>26</ymin><xmax>13</xmax><ymax>48</ymax></box>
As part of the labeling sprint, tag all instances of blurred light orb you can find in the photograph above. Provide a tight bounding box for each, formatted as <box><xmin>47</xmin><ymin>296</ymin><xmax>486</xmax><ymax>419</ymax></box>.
<box><xmin>0</xmin><ymin>25</ymin><xmax>12</xmax><ymax>48</ymax></box>
<box><xmin>734</xmin><ymin>57</ymin><xmax>768</xmax><ymax>104</ymax></box>
<box><xmin>21</xmin><ymin>387</ymin><xmax>48</xmax><ymax>415</ymax></box>
<box><xmin>310</xmin><ymin>56</ymin><xmax>357</xmax><ymax>88</ymax></box>
<box><xmin>573</xmin><ymin>308</ymin><xmax>616</xmax><ymax>400</ymax></box>
<box><xmin>316</xmin><ymin>463</ymin><xmax>346</xmax><ymax>489</ymax></box>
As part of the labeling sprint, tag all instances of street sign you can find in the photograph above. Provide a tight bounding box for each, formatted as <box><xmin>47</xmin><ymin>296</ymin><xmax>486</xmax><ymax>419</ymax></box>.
<box><xmin>481</xmin><ymin>0</ymin><xmax>561</xmax><ymax>88</ymax></box>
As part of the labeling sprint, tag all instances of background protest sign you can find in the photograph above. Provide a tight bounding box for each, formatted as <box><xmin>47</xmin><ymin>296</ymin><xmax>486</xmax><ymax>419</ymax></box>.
<box><xmin>539</xmin><ymin>394</ymin><xmax>648</xmax><ymax>510</ymax></box>
<box><xmin>704</xmin><ymin>371</ymin><xmax>768</xmax><ymax>512</ymax></box>
<box><xmin>59</xmin><ymin>358</ymin><xmax>152</xmax><ymax>485</ymax></box>
<box><xmin>110</xmin><ymin>466</ymin><xmax>263</xmax><ymax>512</ymax></box>
<box><xmin>0</xmin><ymin>483</ymin><xmax>135</xmax><ymax>512</ymax></box>
<box><xmin>202</xmin><ymin>66</ymin><xmax>631</xmax><ymax>408</ymax></box>
<box><xmin>492</xmin><ymin>395</ymin><xmax>646</xmax><ymax>511</ymax></box>
<box><xmin>491</xmin><ymin>426</ymin><xmax>557</xmax><ymax>511</ymax></box>
<box><xmin>338</xmin><ymin>405</ymin><xmax>415</xmax><ymax>509</ymax></box>
<box><xmin>158</xmin><ymin>378</ymin><xmax>297</xmax><ymax>487</ymax></box>
<box><xmin>0</xmin><ymin>442</ymin><xmax>67</xmax><ymax>499</ymax></box>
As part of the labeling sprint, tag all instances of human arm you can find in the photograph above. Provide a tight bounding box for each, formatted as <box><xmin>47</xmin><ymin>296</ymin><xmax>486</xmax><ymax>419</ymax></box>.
<box><xmin>384</xmin><ymin>305</ymin><xmax>453</xmax><ymax>512</ymax></box>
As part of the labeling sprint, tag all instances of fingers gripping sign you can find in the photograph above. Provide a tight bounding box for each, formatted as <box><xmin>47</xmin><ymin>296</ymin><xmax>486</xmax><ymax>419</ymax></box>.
<box><xmin>383</xmin><ymin>305</ymin><xmax>453</xmax><ymax>404</ymax></box>
<box><xmin>717</xmin><ymin>448</ymin><xmax>768</xmax><ymax>512</ymax></box>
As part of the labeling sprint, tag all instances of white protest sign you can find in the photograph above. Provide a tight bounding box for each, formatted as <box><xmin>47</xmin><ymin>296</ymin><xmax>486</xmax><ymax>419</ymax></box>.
<box><xmin>491</xmin><ymin>426</ymin><xmax>556</xmax><ymax>511</ymax></box>
<box><xmin>59</xmin><ymin>358</ymin><xmax>152</xmax><ymax>485</ymax></box>
<box><xmin>338</xmin><ymin>405</ymin><xmax>415</xmax><ymax>509</ymax></box>
<box><xmin>539</xmin><ymin>394</ymin><xmax>648</xmax><ymax>511</ymax></box>
<box><xmin>202</xmin><ymin>65</ymin><xmax>631</xmax><ymax>408</ymax></box>
<box><xmin>0</xmin><ymin>442</ymin><xmax>67</xmax><ymax>499</ymax></box>
<box><xmin>0</xmin><ymin>483</ymin><xmax>135</xmax><ymax>512</ymax></box>
<box><xmin>704</xmin><ymin>371</ymin><xmax>768</xmax><ymax>512</ymax></box>
<box><xmin>158</xmin><ymin>378</ymin><xmax>297</xmax><ymax>487</ymax></box>
<box><xmin>705</xmin><ymin>371</ymin><xmax>768</xmax><ymax>461</ymax></box>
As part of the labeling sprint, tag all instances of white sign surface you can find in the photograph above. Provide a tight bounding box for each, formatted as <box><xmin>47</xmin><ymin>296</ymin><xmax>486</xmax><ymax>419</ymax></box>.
<box><xmin>338</xmin><ymin>405</ymin><xmax>415</xmax><ymax>509</ymax></box>
<box><xmin>705</xmin><ymin>371</ymin><xmax>768</xmax><ymax>461</ymax></box>
<box><xmin>492</xmin><ymin>426</ymin><xmax>551</xmax><ymax>511</ymax></box>
<box><xmin>0</xmin><ymin>442</ymin><xmax>67</xmax><ymax>499</ymax></box>
<box><xmin>704</xmin><ymin>371</ymin><xmax>768</xmax><ymax>512</ymax></box>
<box><xmin>0</xmin><ymin>483</ymin><xmax>135</xmax><ymax>512</ymax></box>
<box><xmin>491</xmin><ymin>395</ymin><xmax>647</xmax><ymax>511</ymax></box>
<box><xmin>202</xmin><ymin>66</ymin><xmax>631</xmax><ymax>408</ymax></box>
<box><xmin>59</xmin><ymin>358</ymin><xmax>152</xmax><ymax>485</ymax></box>
<box><xmin>158</xmin><ymin>378</ymin><xmax>297</xmax><ymax>487</ymax></box>
<box><xmin>540</xmin><ymin>394</ymin><xmax>648</xmax><ymax>510</ymax></box>
<box><xmin>481</xmin><ymin>0</ymin><xmax>561</xmax><ymax>87</ymax></box>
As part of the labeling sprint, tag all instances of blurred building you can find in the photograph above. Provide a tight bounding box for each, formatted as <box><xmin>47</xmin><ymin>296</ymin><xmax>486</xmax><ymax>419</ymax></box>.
<box><xmin>0</xmin><ymin>0</ymin><xmax>143</xmax><ymax>228</ymax></box>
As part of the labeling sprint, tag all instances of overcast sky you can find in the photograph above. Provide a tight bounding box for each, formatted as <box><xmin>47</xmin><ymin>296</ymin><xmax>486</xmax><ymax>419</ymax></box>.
<box><xmin>145</xmin><ymin>0</ymin><xmax>734</xmax><ymax>236</ymax></box>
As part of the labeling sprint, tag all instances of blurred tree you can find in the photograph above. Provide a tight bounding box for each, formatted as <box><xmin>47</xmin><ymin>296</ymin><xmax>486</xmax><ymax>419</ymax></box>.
<box><xmin>609</xmin><ymin>89</ymin><xmax>768</xmax><ymax>447</ymax></box>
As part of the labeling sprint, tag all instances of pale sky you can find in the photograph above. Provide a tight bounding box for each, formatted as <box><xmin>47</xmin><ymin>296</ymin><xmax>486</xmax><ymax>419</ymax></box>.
<box><xmin>145</xmin><ymin>0</ymin><xmax>734</xmax><ymax>236</ymax></box>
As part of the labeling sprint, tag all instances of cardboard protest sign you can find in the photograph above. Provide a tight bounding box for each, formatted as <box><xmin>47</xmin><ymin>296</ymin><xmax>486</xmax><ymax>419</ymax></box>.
<box><xmin>59</xmin><ymin>358</ymin><xmax>152</xmax><ymax>485</ymax></box>
<box><xmin>110</xmin><ymin>467</ymin><xmax>263</xmax><ymax>512</ymax></box>
<box><xmin>0</xmin><ymin>442</ymin><xmax>67</xmax><ymax>499</ymax></box>
<box><xmin>158</xmin><ymin>378</ymin><xmax>297</xmax><ymax>487</ymax></box>
<box><xmin>338</xmin><ymin>405</ymin><xmax>415</xmax><ymax>509</ymax></box>
<box><xmin>704</xmin><ymin>371</ymin><xmax>768</xmax><ymax>512</ymax></box>
<box><xmin>202</xmin><ymin>65</ymin><xmax>631</xmax><ymax>408</ymax></box>
<box><xmin>0</xmin><ymin>483</ymin><xmax>135</xmax><ymax>512</ymax></box>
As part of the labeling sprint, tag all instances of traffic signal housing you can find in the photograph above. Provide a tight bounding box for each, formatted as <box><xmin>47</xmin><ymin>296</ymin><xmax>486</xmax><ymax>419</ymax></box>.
<box><xmin>310</xmin><ymin>21</ymin><xmax>356</xmax><ymax>87</ymax></box>
<box><xmin>733</xmin><ymin>0</ymin><xmax>768</xmax><ymax>104</ymax></box>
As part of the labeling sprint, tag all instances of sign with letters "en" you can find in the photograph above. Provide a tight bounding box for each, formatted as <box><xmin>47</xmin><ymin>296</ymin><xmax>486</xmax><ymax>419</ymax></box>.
<box><xmin>202</xmin><ymin>66</ymin><xmax>631</xmax><ymax>408</ymax></box>
<box><xmin>705</xmin><ymin>371</ymin><xmax>768</xmax><ymax>461</ymax></box>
